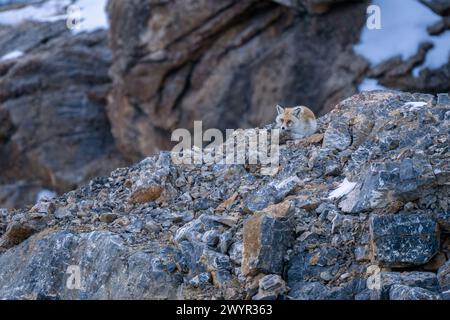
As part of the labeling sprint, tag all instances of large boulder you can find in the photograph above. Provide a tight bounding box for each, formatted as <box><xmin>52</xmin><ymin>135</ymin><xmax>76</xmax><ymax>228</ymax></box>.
<box><xmin>0</xmin><ymin>21</ymin><xmax>127</xmax><ymax>208</ymax></box>
<box><xmin>369</xmin><ymin>213</ymin><xmax>439</xmax><ymax>267</ymax></box>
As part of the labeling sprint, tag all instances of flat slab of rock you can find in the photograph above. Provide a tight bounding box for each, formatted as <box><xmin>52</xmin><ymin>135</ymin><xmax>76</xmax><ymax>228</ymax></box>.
<box><xmin>389</xmin><ymin>284</ymin><xmax>441</xmax><ymax>300</ymax></box>
<box><xmin>241</xmin><ymin>201</ymin><xmax>294</xmax><ymax>276</ymax></box>
<box><xmin>377</xmin><ymin>271</ymin><xmax>440</xmax><ymax>300</ymax></box>
<box><xmin>369</xmin><ymin>213</ymin><xmax>439</xmax><ymax>267</ymax></box>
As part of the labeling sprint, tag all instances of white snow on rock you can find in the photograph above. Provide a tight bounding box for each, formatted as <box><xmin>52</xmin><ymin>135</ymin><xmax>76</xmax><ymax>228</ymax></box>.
<box><xmin>36</xmin><ymin>189</ymin><xmax>57</xmax><ymax>202</ymax></box>
<box><xmin>328</xmin><ymin>178</ymin><xmax>357</xmax><ymax>200</ymax></box>
<box><xmin>1</xmin><ymin>50</ymin><xmax>24</xmax><ymax>61</ymax></box>
<box><xmin>358</xmin><ymin>78</ymin><xmax>387</xmax><ymax>92</ymax></box>
<box><xmin>0</xmin><ymin>0</ymin><xmax>70</xmax><ymax>24</ymax></box>
<box><xmin>71</xmin><ymin>0</ymin><xmax>109</xmax><ymax>34</ymax></box>
<box><xmin>402</xmin><ymin>101</ymin><xmax>428</xmax><ymax>111</ymax></box>
<box><xmin>354</xmin><ymin>0</ymin><xmax>450</xmax><ymax>74</ymax></box>
<box><xmin>0</xmin><ymin>0</ymin><xmax>108</xmax><ymax>34</ymax></box>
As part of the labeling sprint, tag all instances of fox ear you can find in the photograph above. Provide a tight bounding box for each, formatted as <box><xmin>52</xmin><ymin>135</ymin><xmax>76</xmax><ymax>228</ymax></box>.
<box><xmin>276</xmin><ymin>104</ymin><xmax>284</xmax><ymax>115</ymax></box>
<box><xmin>293</xmin><ymin>106</ymin><xmax>303</xmax><ymax>117</ymax></box>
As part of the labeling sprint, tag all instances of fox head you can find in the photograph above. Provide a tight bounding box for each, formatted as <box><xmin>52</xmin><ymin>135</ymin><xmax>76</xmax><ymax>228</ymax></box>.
<box><xmin>275</xmin><ymin>105</ymin><xmax>304</xmax><ymax>131</ymax></box>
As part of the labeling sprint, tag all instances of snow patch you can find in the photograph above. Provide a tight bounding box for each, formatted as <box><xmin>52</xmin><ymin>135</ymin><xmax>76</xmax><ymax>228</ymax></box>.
<box><xmin>0</xmin><ymin>0</ymin><xmax>70</xmax><ymax>24</ymax></box>
<box><xmin>354</xmin><ymin>0</ymin><xmax>450</xmax><ymax>73</ymax></box>
<box><xmin>358</xmin><ymin>78</ymin><xmax>387</xmax><ymax>92</ymax></box>
<box><xmin>1</xmin><ymin>50</ymin><xmax>24</xmax><ymax>60</ymax></box>
<box><xmin>36</xmin><ymin>189</ymin><xmax>57</xmax><ymax>202</ymax></box>
<box><xmin>0</xmin><ymin>0</ymin><xmax>108</xmax><ymax>34</ymax></box>
<box><xmin>71</xmin><ymin>0</ymin><xmax>109</xmax><ymax>34</ymax></box>
<box><xmin>328</xmin><ymin>178</ymin><xmax>357</xmax><ymax>200</ymax></box>
<box><xmin>402</xmin><ymin>101</ymin><xmax>428</xmax><ymax>111</ymax></box>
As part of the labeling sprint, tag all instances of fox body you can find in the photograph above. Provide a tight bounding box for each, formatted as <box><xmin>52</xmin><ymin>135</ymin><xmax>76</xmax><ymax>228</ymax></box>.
<box><xmin>275</xmin><ymin>105</ymin><xmax>317</xmax><ymax>139</ymax></box>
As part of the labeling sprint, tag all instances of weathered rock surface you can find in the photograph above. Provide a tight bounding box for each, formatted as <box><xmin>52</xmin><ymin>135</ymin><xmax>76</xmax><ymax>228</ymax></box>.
<box><xmin>438</xmin><ymin>260</ymin><xmax>450</xmax><ymax>292</ymax></box>
<box><xmin>369</xmin><ymin>213</ymin><xmax>439</xmax><ymax>267</ymax></box>
<box><xmin>106</xmin><ymin>0</ymin><xmax>368</xmax><ymax>159</ymax></box>
<box><xmin>0</xmin><ymin>91</ymin><xmax>448</xmax><ymax>300</ymax></box>
<box><xmin>241</xmin><ymin>201</ymin><xmax>294</xmax><ymax>276</ymax></box>
<box><xmin>375</xmin><ymin>271</ymin><xmax>441</xmax><ymax>300</ymax></box>
<box><xmin>0</xmin><ymin>21</ymin><xmax>127</xmax><ymax>208</ymax></box>
<box><xmin>389</xmin><ymin>284</ymin><xmax>441</xmax><ymax>300</ymax></box>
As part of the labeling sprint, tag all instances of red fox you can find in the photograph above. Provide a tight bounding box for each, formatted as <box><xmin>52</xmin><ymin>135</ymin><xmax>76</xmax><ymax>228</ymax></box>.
<box><xmin>275</xmin><ymin>104</ymin><xmax>317</xmax><ymax>139</ymax></box>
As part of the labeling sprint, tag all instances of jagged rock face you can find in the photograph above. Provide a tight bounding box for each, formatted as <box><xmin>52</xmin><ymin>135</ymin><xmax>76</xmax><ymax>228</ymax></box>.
<box><xmin>0</xmin><ymin>92</ymin><xmax>448</xmax><ymax>300</ymax></box>
<box><xmin>0</xmin><ymin>21</ymin><xmax>127</xmax><ymax>208</ymax></box>
<box><xmin>106</xmin><ymin>0</ymin><xmax>368</xmax><ymax>160</ymax></box>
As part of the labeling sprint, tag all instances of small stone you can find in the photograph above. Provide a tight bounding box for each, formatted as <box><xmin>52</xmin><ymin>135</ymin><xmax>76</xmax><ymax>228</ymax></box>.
<box><xmin>30</xmin><ymin>200</ymin><xmax>55</xmax><ymax>215</ymax></box>
<box><xmin>144</xmin><ymin>220</ymin><xmax>162</xmax><ymax>234</ymax></box>
<box><xmin>99</xmin><ymin>212</ymin><xmax>118</xmax><ymax>223</ymax></box>
<box><xmin>243</xmin><ymin>177</ymin><xmax>300</xmax><ymax>213</ymax></box>
<box><xmin>229</xmin><ymin>241</ymin><xmax>243</xmax><ymax>265</ymax></box>
<box><xmin>189</xmin><ymin>272</ymin><xmax>211</xmax><ymax>288</ymax></box>
<box><xmin>253</xmin><ymin>274</ymin><xmax>286</xmax><ymax>300</ymax></box>
<box><xmin>218</xmin><ymin>231</ymin><xmax>233</xmax><ymax>253</ymax></box>
<box><xmin>354</xmin><ymin>246</ymin><xmax>369</xmax><ymax>262</ymax></box>
<box><xmin>54</xmin><ymin>207</ymin><xmax>72</xmax><ymax>219</ymax></box>
<box><xmin>114</xmin><ymin>216</ymin><xmax>130</xmax><ymax>227</ymax></box>
<box><xmin>212</xmin><ymin>269</ymin><xmax>232</xmax><ymax>288</ymax></box>
<box><xmin>320</xmin><ymin>271</ymin><xmax>333</xmax><ymax>281</ymax></box>
<box><xmin>378</xmin><ymin>272</ymin><xmax>440</xmax><ymax>300</ymax></box>
<box><xmin>1</xmin><ymin>222</ymin><xmax>35</xmax><ymax>248</ymax></box>
<box><xmin>202</xmin><ymin>230</ymin><xmax>220</xmax><ymax>247</ymax></box>
<box><xmin>437</xmin><ymin>93</ymin><xmax>450</xmax><ymax>105</ymax></box>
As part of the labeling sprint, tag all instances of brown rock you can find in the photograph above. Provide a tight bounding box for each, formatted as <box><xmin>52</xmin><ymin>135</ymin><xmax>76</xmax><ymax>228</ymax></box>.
<box><xmin>241</xmin><ymin>200</ymin><xmax>294</xmax><ymax>276</ymax></box>
<box><xmin>128</xmin><ymin>185</ymin><xmax>163</xmax><ymax>204</ymax></box>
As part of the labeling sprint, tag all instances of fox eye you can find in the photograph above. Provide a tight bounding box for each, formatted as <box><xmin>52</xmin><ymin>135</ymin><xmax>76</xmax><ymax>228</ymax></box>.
<box><xmin>286</xmin><ymin>120</ymin><xmax>292</xmax><ymax>126</ymax></box>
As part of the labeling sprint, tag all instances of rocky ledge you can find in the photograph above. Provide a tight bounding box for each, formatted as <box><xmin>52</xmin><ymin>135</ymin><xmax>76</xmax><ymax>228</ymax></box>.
<box><xmin>0</xmin><ymin>91</ymin><xmax>449</xmax><ymax>300</ymax></box>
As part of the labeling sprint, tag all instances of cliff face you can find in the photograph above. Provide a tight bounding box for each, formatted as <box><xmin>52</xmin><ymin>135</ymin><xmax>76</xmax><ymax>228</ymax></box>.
<box><xmin>0</xmin><ymin>91</ymin><xmax>448</xmax><ymax>300</ymax></box>
<box><xmin>106</xmin><ymin>0</ymin><xmax>368</xmax><ymax>160</ymax></box>
<box><xmin>0</xmin><ymin>21</ymin><xmax>127</xmax><ymax>208</ymax></box>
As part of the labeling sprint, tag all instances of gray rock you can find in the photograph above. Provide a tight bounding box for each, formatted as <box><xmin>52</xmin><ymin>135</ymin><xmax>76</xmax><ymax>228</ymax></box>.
<box><xmin>378</xmin><ymin>272</ymin><xmax>440</xmax><ymax>300</ymax></box>
<box><xmin>189</xmin><ymin>272</ymin><xmax>211</xmax><ymax>288</ymax></box>
<box><xmin>437</xmin><ymin>260</ymin><xmax>450</xmax><ymax>292</ymax></box>
<box><xmin>99</xmin><ymin>213</ymin><xmax>118</xmax><ymax>224</ymax></box>
<box><xmin>241</xmin><ymin>201</ymin><xmax>294</xmax><ymax>276</ymax></box>
<box><xmin>244</xmin><ymin>176</ymin><xmax>300</xmax><ymax>213</ymax></box>
<box><xmin>437</xmin><ymin>93</ymin><xmax>450</xmax><ymax>105</ymax></box>
<box><xmin>202</xmin><ymin>230</ymin><xmax>220</xmax><ymax>247</ymax></box>
<box><xmin>228</xmin><ymin>241</ymin><xmax>243</xmax><ymax>265</ymax></box>
<box><xmin>369</xmin><ymin>213</ymin><xmax>439</xmax><ymax>267</ymax></box>
<box><xmin>0</xmin><ymin>231</ymin><xmax>181</xmax><ymax>299</ymax></box>
<box><xmin>253</xmin><ymin>274</ymin><xmax>286</xmax><ymax>300</ymax></box>
<box><xmin>218</xmin><ymin>231</ymin><xmax>234</xmax><ymax>253</ymax></box>
<box><xmin>389</xmin><ymin>284</ymin><xmax>441</xmax><ymax>300</ymax></box>
<box><xmin>322</xmin><ymin>118</ymin><xmax>352</xmax><ymax>151</ymax></box>
<box><xmin>436</xmin><ymin>210</ymin><xmax>450</xmax><ymax>231</ymax></box>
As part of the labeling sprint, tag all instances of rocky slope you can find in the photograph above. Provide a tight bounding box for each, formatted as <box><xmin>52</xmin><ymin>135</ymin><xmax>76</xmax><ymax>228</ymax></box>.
<box><xmin>0</xmin><ymin>91</ymin><xmax>448</xmax><ymax>300</ymax></box>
